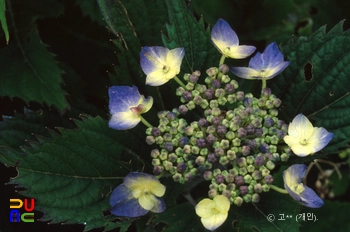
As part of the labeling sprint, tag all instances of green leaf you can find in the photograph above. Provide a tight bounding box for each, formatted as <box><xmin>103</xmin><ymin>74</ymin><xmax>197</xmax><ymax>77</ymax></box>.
<box><xmin>75</xmin><ymin>0</ymin><xmax>106</xmax><ymax>26</ymax></box>
<box><xmin>162</xmin><ymin>0</ymin><xmax>220</xmax><ymax>74</ymax></box>
<box><xmin>0</xmin><ymin>0</ymin><xmax>67</xmax><ymax>110</ymax></box>
<box><xmin>270</xmin><ymin>21</ymin><xmax>350</xmax><ymax>153</ymax></box>
<box><xmin>0</xmin><ymin>0</ymin><xmax>9</xmax><ymax>43</ymax></box>
<box><xmin>0</xmin><ymin>115</ymin><xmax>147</xmax><ymax>231</ymax></box>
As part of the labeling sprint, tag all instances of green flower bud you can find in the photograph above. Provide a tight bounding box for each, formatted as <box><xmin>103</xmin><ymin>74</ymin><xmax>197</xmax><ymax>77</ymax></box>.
<box><xmin>212</xmin><ymin>107</ymin><xmax>221</xmax><ymax>116</ymax></box>
<box><xmin>280</xmin><ymin>153</ymin><xmax>289</xmax><ymax>162</ymax></box>
<box><xmin>218</xmin><ymin>97</ymin><xmax>227</xmax><ymax>105</ymax></box>
<box><xmin>227</xmin><ymin>150</ymin><xmax>236</xmax><ymax>160</ymax></box>
<box><xmin>204</xmin><ymin>161</ymin><xmax>212</xmax><ymax>169</ymax></box>
<box><xmin>199</xmin><ymin>99</ymin><xmax>209</xmax><ymax>109</ymax></box>
<box><xmin>160</xmin><ymin>150</ymin><xmax>168</xmax><ymax>160</ymax></box>
<box><xmin>239</xmin><ymin>167</ymin><xmax>248</xmax><ymax>176</ymax></box>
<box><xmin>243</xmin><ymin>194</ymin><xmax>252</xmax><ymax>203</ymax></box>
<box><xmin>195</xmin><ymin>156</ymin><xmax>205</xmax><ymax>165</ymax></box>
<box><xmin>183</xmin><ymin>145</ymin><xmax>191</xmax><ymax>154</ymax></box>
<box><xmin>229</xmin><ymin>167</ymin><xmax>239</xmax><ymax>176</ymax></box>
<box><xmin>237</xmin><ymin>157</ymin><xmax>247</xmax><ymax>167</ymax></box>
<box><xmin>232</xmin><ymin>138</ymin><xmax>241</xmax><ymax>147</ymax></box>
<box><xmin>196</xmin><ymin>84</ymin><xmax>207</xmax><ymax>93</ymax></box>
<box><xmin>152</xmin><ymin>159</ymin><xmax>161</xmax><ymax>166</ymax></box>
<box><xmin>213</xmin><ymin>168</ymin><xmax>222</xmax><ymax>176</ymax></box>
<box><xmin>204</xmin><ymin>171</ymin><xmax>213</xmax><ymax>180</ymax></box>
<box><xmin>215</xmin><ymin>89</ymin><xmax>225</xmax><ymax>98</ymax></box>
<box><xmin>220</xmin><ymin>140</ymin><xmax>230</xmax><ymax>149</ymax></box>
<box><xmin>193</xmin><ymin>95</ymin><xmax>203</xmax><ymax>105</ymax></box>
<box><xmin>269</xmin><ymin>108</ymin><xmax>278</xmax><ymax>117</ymax></box>
<box><xmin>244</xmin><ymin>174</ymin><xmax>252</xmax><ymax>184</ymax></box>
<box><xmin>254</xmin><ymin>183</ymin><xmax>262</xmax><ymax>193</ymax></box>
<box><xmin>172</xmin><ymin>173</ymin><xmax>183</xmax><ymax>183</ymax></box>
<box><xmin>163</xmin><ymin>133</ymin><xmax>172</xmax><ymax>142</ymax></box>
<box><xmin>262</xmin><ymin>184</ymin><xmax>270</xmax><ymax>192</ymax></box>
<box><xmin>227</xmin><ymin>183</ymin><xmax>236</xmax><ymax>191</ymax></box>
<box><xmin>218</xmin><ymin>183</ymin><xmax>227</xmax><ymax>192</ymax></box>
<box><xmin>185</xmin><ymin>126</ymin><xmax>194</xmax><ymax>136</ymax></box>
<box><xmin>146</xmin><ymin>127</ymin><xmax>153</xmax><ymax>135</ymax></box>
<box><xmin>169</xmin><ymin>127</ymin><xmax>177</xmax><ymax>135</ymax></box>
<box><xmin>186</xmin><ymin>160</ymin><xmax>195</xmax><ymax>169</ymax></box>
<box><xmin>186</xmin><ymin>101</ymin><xmax>196</xmax><ymax>110</ymax></box>
<box><xmin>219</xmin><ymin>156</ymin><xmax>229</xmax><ymax>165</ymax></box>
<box><xmin>171</xmin><ymin>138</ymin><xmax>179</xmax><ymax>147</ymax></box>
<box><xmin>252</xmin><ymin>193</ymin><xmax>260</xmax><ymax>203</ymax></box>
<box><xmin>252</xmin><ymin>170</ymin><xmax>262</xmax><ymax>180</ymax></box>
<box><xmin>163</xmin><ymin>161</ymin><xmax>173</xmax><ymax>171</ymax></box>
<box><xmin>266</xmin><ymin>161</ymin><xmax>276</xmax><ymax>170</ymax></box>
<box><xmin>150</xmin><ymin>149</ymin><xmax>160</xmax><ymax>158</ymax></box>
<box><xmin>205</xmin><ymin>76</ymin><xmax>212</xmax><ymax>84</ymax></box>
<box><xmin>175</xmin><ymin>147</ymin><xmax>184</xmax><ymax>156</ymax></box>
<box><xmin>209</xmin><ymin>183</ymin><xmax>218</xmax><ymax>190</ymax></box>
<box><xmin>227</xmin><ymin>94</ymin><xmax>236</xmax><ymax>103</ymax></box>
<box><xmin>198</xmin><ymin>146</ymin><xmax>207</xmax><ymax>155</ymax></box>
<box><xmin>247</xmin><ymin>165</ymin><xmax>255</xmax><ymax>173</ymax></box>
<box><xmin>265</xmin><ymin>100</ymin><xmax>274</xmax><ymax>109</ymax></box>
<box><xmin>246</xmin><ymin>156</ymin><xmax>255</xmax><ymax>165</ymax></box>
<box><xmin>168</xmin><ymin>153</ymin><xmax>177</xmax><ymax>162</ymax></box>
<box><xmin>206</xmin><ymin>67</ymin><xmax>219</xmax><ymax>77</ymax></box>
<box><xmin>233</xmin><ymin>197</ymin><xmax>243</xmax><ymax>206</ymax></box>
<box><xmin>158</xmin><ymin>124</ymin><xmax>167</xmax><ymax>133</ymax></box>
<box><xmin>225</xmin><ymin>131</ymin><xmax>235</xmax><ymax>140</ymax></box>
<box><xmin>208</xmin><ymin>189</ymin><xmax>218</xmax><ymax>198</ymax></box>
<box><xmin>260</xmin><ymin>166</ymin><xmax>270</xmax><ymax>176</ymax></box>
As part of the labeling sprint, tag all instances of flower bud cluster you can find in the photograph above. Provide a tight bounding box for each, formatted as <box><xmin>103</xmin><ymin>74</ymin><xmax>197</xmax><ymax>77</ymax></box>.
<box><xmin>147</xmin><ymin>66</ymin><xmax>289</xmax><ymax>205</ymax></box>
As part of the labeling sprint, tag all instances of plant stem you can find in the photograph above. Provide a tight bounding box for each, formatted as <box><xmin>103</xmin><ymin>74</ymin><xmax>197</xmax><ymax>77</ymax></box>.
<box><xmin>269</xmin><ymin>185</ymin><xmax>288</xmax><ymax>194</ymax></box>
<box><xmin>262</xmin><ymin>79</ymin><xmax>267</xmax><ymax>90</ymax></box>
<box><xmin>174</xmin><ymin>76</ymin><xmax>187</xmax><ymax>88</ymax></box>
<box><xmin>139</xmin><ymin>115</ymin><xmax>153</xmax><ymax>128</ymax></box>
<box><xmin>219</xmin><ymin>55</ymin><xmax>226</xmax><ymax>65</ymax></box>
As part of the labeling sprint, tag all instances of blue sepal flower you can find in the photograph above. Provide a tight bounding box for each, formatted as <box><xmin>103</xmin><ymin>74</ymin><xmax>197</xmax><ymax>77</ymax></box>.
<box><xmin>211</xmin><ymin>19</ymin><xmax>256</xmax><ymax>59</ymax></box>
<box><xmin>110</xmin><ymin>172</ymin><xmax>166</xmax><ymax>217</ymax></box>
<box><xmin>108</xmin><ymin>86</ymin><xmax>153</xmax><ymax>130</ymax></box>
<box><xmin>283</xmin><ymin>114</ymin><xmax>334</xmax><ymax>157</ymax></box>
<box><xmin>140</xmin><ymin>46</ymin><xmax>185</xmax><ymax>86</ymax></box>
<box><xmin>283</xmin><ymin>164</ymin><xmax>324</xmax><ymax>208</ymax></box>
<box><xmin>231</xmin><ymin>42</ymin><xmax>290</xmax><ymax>80</ymax></box>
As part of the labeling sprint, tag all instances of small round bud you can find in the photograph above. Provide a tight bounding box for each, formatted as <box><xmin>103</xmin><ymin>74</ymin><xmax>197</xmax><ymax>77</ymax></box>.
<box><xmin>178</xmin><ymin>136</ymin><xmax>189</xmax><ymax>147</ymax></box>
<box><xmin>146</xmin><ymin>136</ymin><xmax>155</xmax><ymax>145</ymax></box>
<box><xmin>153</xmin><ymin>166</ymin><xmax>164</xmax><ymax>175</ymax></box>
<box><xmin>215</xmin><ymin>174</ymin><xmax>225</xmax><ymax>184</ymax></box>
<box><xmin>217</xmin><ymin>125</ymin><xmax>227</xmax><ymax>137</ymax></box>
<box><xmin>264</xmin><ymin>174</ymin><xmax>274</xmax><ymax>184</ymax></box>
<box><xmin>237</xmin><ymin>128</ymin><xmax>247</xmax><ymax>138</ymax></box>
<box><xmin>212</xmin><ymin>79</ymin><xmax>221</xmax><ymax>88</ymax></box>
<box><xmin>206</xmin><ymin>67</ymin><xmax>218</xmax><ymax>77</ymax></box>
<box><xmin>261</xmin><ymin>88</ymin><xmax>271</xmax><ymax>98</ymax></box>
<box><xmin>219</xmin><ymin>156</ymin><xmax>229</xmax><ymax>165</ymax></box>
<box><xmin>184</xmin><ymin>172</ymin><xmax>194</xmax><ymax>182</ymax></box>
<box><xmin>168</xmin><ymin>153</ymin><xmax>177</xmax><ymax>162</ymax></box>
<box><xmin>262</xmin><ymin>184</ymin><xmax>270</xmax><ymax>192</ymax></box>
<box><xmin>234</xmin><ymin>176</ymin><xmax>245</xmax><ymax>186</ymax></box>
<box><xmin>203</xmin><ymin>171</ymin><xmax>213</xmax><ymax>180</ymax></box>
<box><xmin>207</xmin><ymin>153</ymin><xmax>217</xmax><ymax>163</ymax></box>
<box><xmin>177</xmin><ymin>162</ymin><xmax>187</xmax><ymax>173</ymax></box>
<box><xmin>208</xmin><ymin>189</ymin><xmax>218</xmax><ymax>198</ymax></box>
<box><xmin>198</xmin><ymin>118</ymin><xmax>208</xmax><ymax>127</ymax></box>
<box><xmin>254</xmin><ymin>183</ymin><xmax>262</xmax><ymax>193</ymax></box>
<box><xmin>182</xmin><ymin>91</ymin><xmax>193</xmax><ymax>101</ymax></box>
<box><xmin>252</xmin><ymin>193</ymin><xmax>260</xmax><ymax>203</ymax></box>
<box><xmin>178</xmin><ymin>105</ymin><xmax>188</xmax><ymax>115</ymax></box>
<box><xmin>239</xmin><ymin>186</ymin><xmax>249</xmax><ymax>195</ymax></box>
<box><xmin>247</xmin><ymin>165</ymin><xmax>255</xmax><ymax>173</ymax></box>
<box><xmin>151</xmin><ymin>127</ymin><xmax>161</xmax><ymax>137</ymax></box>
<box><xmin>244</xmin><ymin>175</ymin><xmax>252</xmax><ymax>184</ymax></box>
<box><xmin>252</xmin><ymin>170</ymin><xmax>262</xmax><ymax>180</ymax></box>
<box><xmin>206</xmin><ymin>134</ymin><xmax>216</xmax><ymax>144</ymax></box>
<box><xmin>219</xmin><ymin>64</ymin><xmax>229</xmax><ymax>73</ymax></box>
<box><xmin>195</xmin><ymin>156</ymin><xmax>205</xmax><ymax>165</ymax></box>
<box><xmin>233</xmin><ymin>197</ymin><xmax>243</xmax><ymax>206</ymax></box>
<box><xmin>266</xmin><ymin>161</ymin><xmax>276</xmax><ymax>170</ymax></box>
<box><xmin>203</xmin><ymin>89</ymin><xmax>215</xmax><ymax>100</ymax></box>
<box><xmin>189</xmin><ymin>74</ymin><xmax>199</xmax><ymax>83</ymax></box>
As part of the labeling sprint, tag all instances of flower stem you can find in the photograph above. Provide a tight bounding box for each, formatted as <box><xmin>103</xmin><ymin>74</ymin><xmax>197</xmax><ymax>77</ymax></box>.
<box><xmin>269</xmin><ymin>185</ymin><xmax>288</xmax><ymax>194</ymax></box>
<box><xmin>261</xmin><ymin>79</ymin><xmax>267</xmax><ymax>90</ymax></box>
<box><xmin>174</xmin><ymin>76</ymin><xmax>187</xmax><ymax>88</ymax></box>
<box><xmin>219</xmin><ymin>55</ymin><xmax>226</xmax><ymax>65</ymax></box>
<box><xmin>139</xmin><ymin>115</ymin><xmax>153</xmax><ymax>128</ymax></box>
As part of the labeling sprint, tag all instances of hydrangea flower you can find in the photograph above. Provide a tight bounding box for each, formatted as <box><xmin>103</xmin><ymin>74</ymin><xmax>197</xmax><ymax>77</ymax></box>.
<box><xmin>283</xmin><ymin>114</ymin><xmax>333</xmax><ymax>157</ymax></box>
<box><xmin>140</xmin><ymin>46</ymin><xmax>185</xmax><ymax>86</ymax></box>
<box><xmin>110</xmin><ymin>172</ymin><xmax>166</xmax><ymax>217</ymax></box>
<box><xmin>230</xmin><ymin>42</ymin><xmax>290</xmax><ymax>80</ymax></box>
<box><xmin>283</xmin><ymin>164</ymin><xmax>324</xmax><ymax>208</ymax></box>
<box><xmin>195</xmin><ymin>195</ymin><xmax>230</xmax><ymax>231</ymax></box>
<box><xmin>108</xmin><ymin>86</ymin><xmax>153</xmax><ymax>130</ymax></box>
<box><xmin>211</xmin><ymin>18</ymin><xmax>256</xmax><ymax>59</ymax></box>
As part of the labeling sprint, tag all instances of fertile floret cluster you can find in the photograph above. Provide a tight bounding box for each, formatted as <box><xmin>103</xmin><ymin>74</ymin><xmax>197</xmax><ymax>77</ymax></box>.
<box><xmin>146</xmin><ymin>65</ymin><xmax>293</xmax><ymax>205</ymax></box>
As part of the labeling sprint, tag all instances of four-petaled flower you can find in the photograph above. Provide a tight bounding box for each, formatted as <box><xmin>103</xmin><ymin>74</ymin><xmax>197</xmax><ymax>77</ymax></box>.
<box><xmin>230</xmin><ymin>42</ymin><xmax>290</xmax><ymax>80</ymax></box>
<box><xmin>140</xmin><ymin>46</ymin><xmax>185</xmax><ymax>86</ymax></box>
<box><xmin>110</xmin><ymin>172</ymin><xmax>166</xmax><ymax>217</ymax></box>
<box><xmin>108</xmin><ymin>85</ymin><xmax>153</xmax><ymax>130</ymax></box>
<box><xmin>283</xmin><ymin>164</ymin><xmax>324</xmax><ymax>208</ymax></box>
<box><xmin>283</xmin><ymin>113</ymin><xmax>333</xmax><ymax>157</ymax></box>
<box><xmin>211</xmin><ymin>19</ymin><xmax>256</xmax><ymax>59</ymax></box>
<box><xmin>195</xmin><ymin>195</ymin><xmax>230</xmax><ymax>231</ymax></box>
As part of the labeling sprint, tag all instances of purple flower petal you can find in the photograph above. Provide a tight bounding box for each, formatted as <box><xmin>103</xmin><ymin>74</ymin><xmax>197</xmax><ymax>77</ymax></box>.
<box><xmin>299</xmin><ymin>186</ymin><xmax>324</xmax><ymax>208</ymax></box>
<box><xmin>110</xmin><ymin>198</ymin><xmax>148</xmax><ymax>217</ymax></box>
<box><xmin>140</xmin><ymin>46</ymin><xmax>168</xmax><ymax>75</ymax></box>
<box><xmin>150</xmin><ymin>197</ymin><xmax>166</xmax><ymax>213</ymax></box>
<box><xmin>108</xmin><ymin>86</ymin><xmax>141</xmax><ymax>113</ymax></box>
<box><xmin>211</xmin><ymin>19</ymin><xmax>239</xmax><ymax>47</ymax></box>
